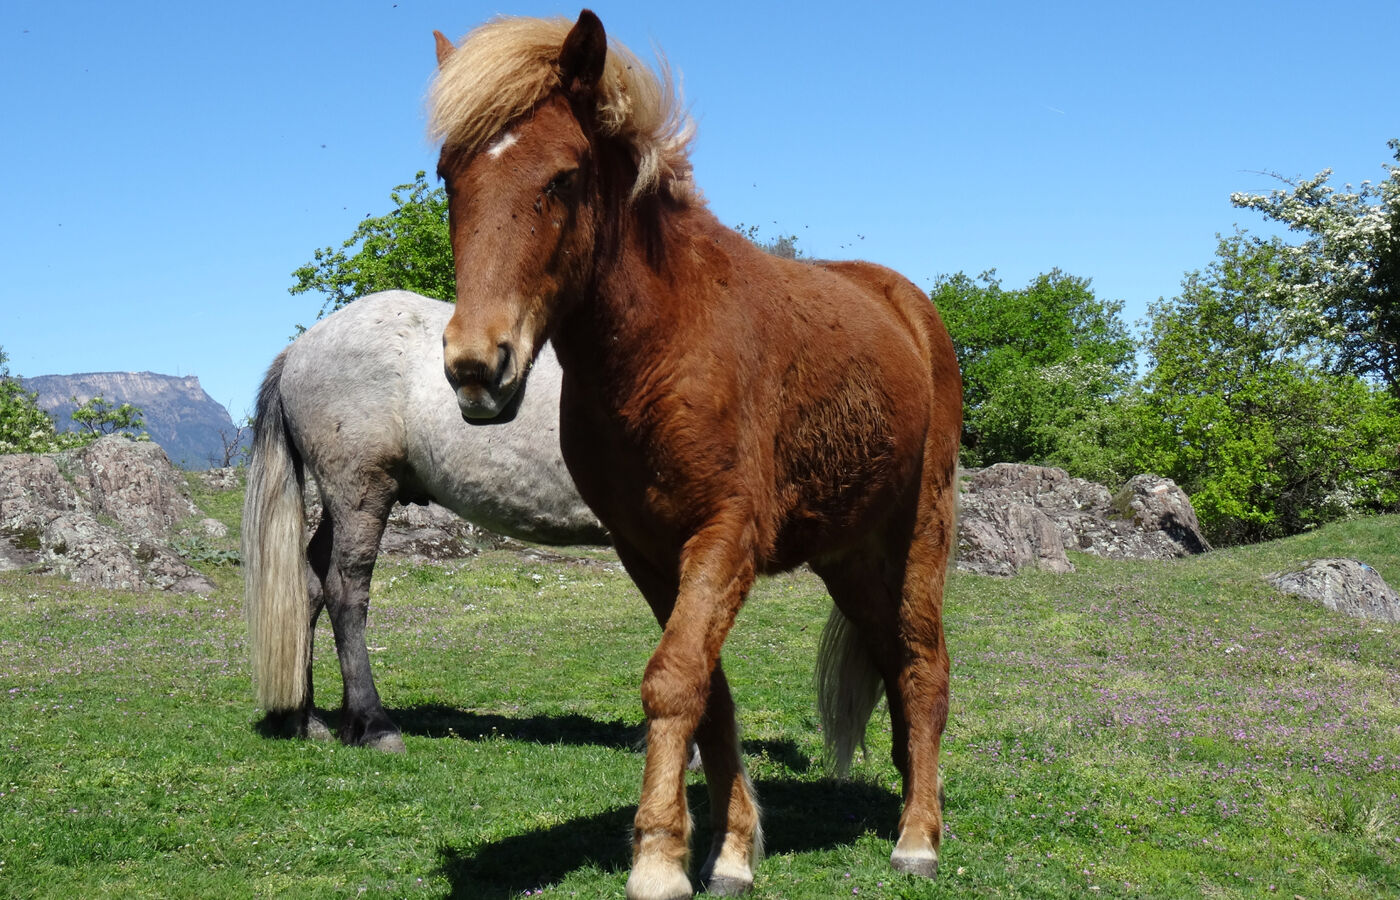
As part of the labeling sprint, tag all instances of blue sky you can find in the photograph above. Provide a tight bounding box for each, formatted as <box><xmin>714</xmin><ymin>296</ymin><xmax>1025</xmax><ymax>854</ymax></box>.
<box><xmin>2</xmin><ymin>0</ymin><xmax>1396</xmax><ymax>418</ymax></box>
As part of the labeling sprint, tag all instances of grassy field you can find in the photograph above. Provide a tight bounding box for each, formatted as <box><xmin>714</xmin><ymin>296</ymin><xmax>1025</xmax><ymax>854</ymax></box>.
<box><xmin>1</xmin><ymin>484</ymin><xmax>1397</xmax><ymax>898</ymax></box>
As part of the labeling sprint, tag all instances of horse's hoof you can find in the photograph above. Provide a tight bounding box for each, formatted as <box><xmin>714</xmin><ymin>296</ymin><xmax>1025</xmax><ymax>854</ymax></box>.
<box><xmin>699</xmin><ymin>841</ymin><xmax>755</xmax><ymax>896</ymax></box>
<box><xmin>890</xmin><ymin>846</ymin><xmax>939</xmax><ymax>878</ymax></box>
<box><xmin>306</xmin><ymin>713</ymin><xmax>333</xmax><ymax>742</ymax></box>
<box><xmin>257</xmin><ymin>710</ymin><xmax>324</xmax><ymax>741</ymax></box>
<box><xmin>625</xmin><ymin>858</ymin><xmax>693</xmax><ymax>900</ymax></box>
<box><xmin>703</xmin><ymin>874</ymin><xmax>753</xmax><ymax>896</ymax></box>
<box><xmin>366</xmin><ymin>732</ymin><xmax>406</xmax><ymax>754</ymax></box>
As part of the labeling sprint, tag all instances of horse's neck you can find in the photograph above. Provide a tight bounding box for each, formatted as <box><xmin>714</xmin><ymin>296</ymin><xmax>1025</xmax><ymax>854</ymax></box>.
<box><xmin>558</xmin><ymin>199</ymin><xmax>725</xmax><ymax>371</ymax></box>
<box><xmin>562</xmin><ymin>200</ymin><xmax>705</xmax><ymax>341</ymax></box>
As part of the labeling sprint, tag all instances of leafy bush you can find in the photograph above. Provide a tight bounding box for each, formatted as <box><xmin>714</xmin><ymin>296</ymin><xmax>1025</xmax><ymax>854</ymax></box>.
<box><xmin>932</xmin><ymin>269</ymin><xmax>1136</xmax><ymax>478</ymax></box>
<box><xmin>0</xmin><ymin>349</ymin><xmax>86</xmax><ymax>455</ymax></box>
<box><xmin>1133</xmin><ymin>235</ymin><xmax>1400</xmax><ymax>544</ymax></box>
<box><xmin>290</xmin><ymin>171</ymin><xmax>454</xmax><ymax>318</ymax></box>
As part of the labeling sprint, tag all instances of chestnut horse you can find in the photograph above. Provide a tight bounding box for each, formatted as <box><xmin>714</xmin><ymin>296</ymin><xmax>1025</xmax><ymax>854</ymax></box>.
<box><xmin>430</xmin><ymin>12</ymin><xmax>961</xmax><ymax>898</ymax></box>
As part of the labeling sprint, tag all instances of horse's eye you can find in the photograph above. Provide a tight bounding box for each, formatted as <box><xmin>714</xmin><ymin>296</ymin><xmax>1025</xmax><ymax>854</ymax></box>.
<box><xmin>545</xmin><ymin>169</ymin><xmax>578</xmax><ymax>197</ymax></box>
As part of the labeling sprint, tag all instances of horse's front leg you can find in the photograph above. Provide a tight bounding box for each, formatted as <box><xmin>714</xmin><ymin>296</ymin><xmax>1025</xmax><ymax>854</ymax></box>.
<box><xmin>625</xmin><ymin>520</ymin><xmax>759</xmax><ymax>900</ymax></box>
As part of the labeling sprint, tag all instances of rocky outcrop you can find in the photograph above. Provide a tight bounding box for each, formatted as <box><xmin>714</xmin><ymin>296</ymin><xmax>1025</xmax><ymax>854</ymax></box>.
<box><xmin>3</xmin><ymin>449</ymin><xmax>1216</xmax><ymax>589</ymax></box>
<box><xmin>957</xmin><ymin>464</ymin><xmax>1211</xmax><ymax>576</ymax></box>
<box><xmin>21</xmin><ymin>371</ymin><xmax>247</xmax><ymax>470</ymax></box>
<box><xmin>0</xmin><ymin>436</ymin><xmax>216</xmax><ymax>593</ymax></box>
<box><xmin>1267</xmin><ymin>559</ymin><xmax>1400</xmax><ymax>623</ymax></box>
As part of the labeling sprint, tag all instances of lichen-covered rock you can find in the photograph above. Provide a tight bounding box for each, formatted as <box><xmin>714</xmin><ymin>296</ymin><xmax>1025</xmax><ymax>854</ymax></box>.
<box><xmin>379</xmin><ymin>500</ymin><xmax>502</xmax><ymax>560</ymax></box>
<box><xmin>0</xmin><ymin>437</ymin><xmax>214</xmax><ymax>592</ymax></box>
<box><xmin>0</xmin><ymin>453</ymin><xmax>84</xmax><ymax>520</ymax></box>
<box><xmin>1267</xmin><ymin>559</ymin><xmax>1400</xmax><ymax>623</ymax></box>
<box><xmin>199</xmin><ymin>467</ymin><xmax>243</xmax><ymax>492</ymax></box>
<box><xmin>956</xmin><ymin>500</ymin><xmax>1071</xmax><ymax>576</ymax></box>
<box><xmin>957</xmin><ymin>464</ymin><xmax>1211</xmax><ymax>577</ymax></box>
<box><xmin>42</xmin><ymin>511</ymin><xmax>147</xmax><ymax>590</ymax></box>
<box><xmin>71</xmin><ymin>436</ymin><xmax>198</xmax><ymax>539</ymax></box>
<box><xmin>1111</xmin><ymin>475</ymin><xmax>1212</xmax><ymax>556</ymax></box>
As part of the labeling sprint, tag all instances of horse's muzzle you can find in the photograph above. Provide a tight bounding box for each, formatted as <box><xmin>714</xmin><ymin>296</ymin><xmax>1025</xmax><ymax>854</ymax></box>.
<box><xmin>444</xmin><ymin>340</ymin><xmax>524</xmax><ymax>420</ymax></box>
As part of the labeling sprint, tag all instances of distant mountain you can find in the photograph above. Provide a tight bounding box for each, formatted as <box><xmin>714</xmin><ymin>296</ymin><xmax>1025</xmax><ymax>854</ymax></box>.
<box><xmin>20</xmin><ymin>372</ymin><xmax>247</xmax><ymax>470</ymax></box>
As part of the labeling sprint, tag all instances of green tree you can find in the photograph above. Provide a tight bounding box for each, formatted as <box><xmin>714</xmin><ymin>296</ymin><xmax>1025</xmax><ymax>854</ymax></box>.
<box><xmin>290</xmin><ymin>171</ymin><xmax>455</xmax><ymax>317</ymax></box>
<box><xmin>1229</xmin><ymin>138</ymin><xmax>1400</xmax><ymax>393</ymax></box>
<box><xmin>0</xmin><ymin>348</ymin><xmax>85</xmax><ymax>455</ymax></box>
<box><xmin>1135</xmin><ymin>235</ymin><xmax>1400</xmax><ymax>544</ymax></box>
<box><xmin>931</xmin><ymin>269</ymin><xmax>1136</xmax><ymax>476</ymax></box>
<box><xmin>736</xmin><ymin>223</ymin><xmax>803</xmax><ymax>260</ymax></box>
<box><xmin>70</xmin><ymin>395</ymin><xmax>145</xmax><ymax>438</ymax></box>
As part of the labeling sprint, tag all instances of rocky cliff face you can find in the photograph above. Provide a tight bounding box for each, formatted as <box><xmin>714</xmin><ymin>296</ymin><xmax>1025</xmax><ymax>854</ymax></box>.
<box><xmin>21</xmin><ymin>371</ymin><xmax>246</xmax><ymax>470</ymax></box>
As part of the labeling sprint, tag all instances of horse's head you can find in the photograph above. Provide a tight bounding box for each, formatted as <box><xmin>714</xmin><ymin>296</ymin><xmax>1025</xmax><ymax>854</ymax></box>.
<box><xmin>430</xmin><ymin>10</ymin><xmax>695</xmax><ymax>419</ymax></box>
<box><xmin>432</xmin><ymin>11</ymin><xmax>609</xmax><ymax>420</ymax></box>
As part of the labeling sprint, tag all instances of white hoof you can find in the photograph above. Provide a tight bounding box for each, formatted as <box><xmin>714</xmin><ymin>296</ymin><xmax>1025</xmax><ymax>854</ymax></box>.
<box><xmin>700</xmin><ymin>847</ymin><xmax>753</xmax><ymax>896</ymax></box>
<box><xmin>890</xmin><ymin>843</ymin><xmax>939</xmax><ymax>878</ymax></box>
<box><xmin>306</xmin><ymin>714</ymin><xmax>333</xmax><ymax>742</ymax></box>
<box><xmin>626</xmin><ymin>856</ymin><xmax>693</xmax><ymax>900</ymax></box>
<box><xmin>367</xmin><ymin>732</ymin><xmax>406</xmax><ymax>753</ymax></box>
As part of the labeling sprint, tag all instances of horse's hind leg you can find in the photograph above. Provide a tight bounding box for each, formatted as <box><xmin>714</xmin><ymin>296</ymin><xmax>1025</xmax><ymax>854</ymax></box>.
<box><xmin>816</xmin><ymin>485</ymin><xmax>953</xmax><ymax>878</ymax></box>
<box><xmin>321</xmin><ymin>488</ymin><xmax>402</xmax><ymax>752</ymax></box>
<box><xmin>886</xmin><ymin>523</ymin><xmax>951</xmax><ymax>877</ymax></box>
<box><xmin>300</xmin><ymin>514</ymin><xmax>333</xmax><ymax>740</ymax></box>
<box><xmin>884</xmin><ymin>468</ymin><xmax>955</xmax><ymax>877</ymax></box>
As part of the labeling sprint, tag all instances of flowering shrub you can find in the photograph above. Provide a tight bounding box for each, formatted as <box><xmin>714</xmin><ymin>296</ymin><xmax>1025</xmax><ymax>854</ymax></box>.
<box><xmin>1229</xmin><ymin>138</ymin><xmax>1400</xmax><ymax>394</ymax></box>
<box><xmin>0</xmin><ymin>369</ymin><xmax>85</xmax><ymax>455</ymax></box>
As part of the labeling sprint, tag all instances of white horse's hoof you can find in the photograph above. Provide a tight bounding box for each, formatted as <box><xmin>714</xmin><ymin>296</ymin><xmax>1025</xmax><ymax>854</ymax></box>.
<box><xmin>306</xmin><ymin>714</ymin><xmax>333</xmax><ymax>741</ymax></box>
<box><xmin>704</xmin><ymin>873</ymin><xmax>752</xmax><ymax>896</ymax></box>
<box><xmin>625</xmin><ymin>856</ymin><xmax>693</xmax><ymax>900</ymax></box>
<box><xmin>367</xmin><ymin>732</ymin><xmax>406</xmax><ymax>754</ymax></box>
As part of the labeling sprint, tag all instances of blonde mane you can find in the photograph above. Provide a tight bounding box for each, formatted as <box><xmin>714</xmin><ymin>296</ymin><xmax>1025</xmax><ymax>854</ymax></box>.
<box><xmin>428</xmin><ymin>16</ymin><xmax>697</xmax><ymax>204</ymax></box>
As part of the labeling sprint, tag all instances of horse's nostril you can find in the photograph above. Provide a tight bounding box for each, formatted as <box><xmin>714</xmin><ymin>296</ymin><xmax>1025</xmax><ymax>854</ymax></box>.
<box><xmin>496</xmin><ymin>344</ymin><xmax>513</xmax><ymax>387</ymax></box>
<box><xmin>446</xmin><ymin>357</ymin><xmax>486</xmax><ymax>389</ymax></box>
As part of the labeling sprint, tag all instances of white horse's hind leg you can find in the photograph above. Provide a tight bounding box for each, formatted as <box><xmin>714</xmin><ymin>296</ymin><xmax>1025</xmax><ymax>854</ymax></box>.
<box><xmin>301</xmin><ymin>514</ymin><xmax>334</xmax><ymax>741</ymax></box>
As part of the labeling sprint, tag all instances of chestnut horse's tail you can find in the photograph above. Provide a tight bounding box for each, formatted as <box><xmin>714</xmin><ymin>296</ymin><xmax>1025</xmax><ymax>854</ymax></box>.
<box><xmin>815</xmin><ymin>606</ymin><xmax>884</xmax><ymax>776</ymax></box>
<box><xmin>242</xmin><ymin>350</ymin><xmax>309</xmax><ymax>712</ymax></box>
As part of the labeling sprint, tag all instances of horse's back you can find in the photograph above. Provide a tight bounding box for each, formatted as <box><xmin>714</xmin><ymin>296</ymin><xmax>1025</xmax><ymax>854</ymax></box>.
<box><xmin>814</xmin><ymin>259</ymin><xmax>963</xmax><ymax>438</ymax></box>
<box><xmin>279</xmin><ymin>290</ymin><xmax>602</xmax><ymax>544</ymax></box>
<box><xmin>279</xmin><ymin>291</ymin><xmax>448</xmax><ymax>484</ymax></box>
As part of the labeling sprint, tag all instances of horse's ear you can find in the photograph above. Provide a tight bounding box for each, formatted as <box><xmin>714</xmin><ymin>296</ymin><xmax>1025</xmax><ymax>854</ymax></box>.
<box><xmin>433</xmin><ymin>30</ymin><xmax>455</xmax><ymax>67</ymax></box>
<box><xmin>558</xmin><ymin>9</ymin><xmax>607</xmax><ymax>93</ymax></box>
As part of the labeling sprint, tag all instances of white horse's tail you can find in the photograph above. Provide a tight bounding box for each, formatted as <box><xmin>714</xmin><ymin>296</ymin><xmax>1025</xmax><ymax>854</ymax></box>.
<box><xmin>242</xmin><ymin>351</ymin><xmax>309</xmax><ymax>712</ymax></box>
<box><xmin>815</xmin><ymin>606</ymin><xmax>885</xmax><ymax>776</ymax></box>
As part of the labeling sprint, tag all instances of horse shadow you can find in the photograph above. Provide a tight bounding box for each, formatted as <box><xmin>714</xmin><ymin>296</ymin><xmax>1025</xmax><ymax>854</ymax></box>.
<box><xmin>391</xmin><ymin>704</ymin><xmax>642</xmax><ymax>749</ymax></box>
<box><xmin>385</xmin><ymin>704</ymin><xmax>812</xmax><ymax>774</ymax></box>
<box><xmin>435</xmin><ymin>777</ymin><xmax>902</xmax><ymax>898</ymax></box>
<box><xmin>256</xmin><ymin>704</ymin><xmax>811</xmax><ymax>774</ymax></box>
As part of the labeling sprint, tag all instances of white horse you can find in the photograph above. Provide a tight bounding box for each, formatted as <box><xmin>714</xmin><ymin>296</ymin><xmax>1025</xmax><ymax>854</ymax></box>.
<box><xmin>243</xmin><ymin>290</ymin><xmax>607</xmax><ymax>751</ymax></box>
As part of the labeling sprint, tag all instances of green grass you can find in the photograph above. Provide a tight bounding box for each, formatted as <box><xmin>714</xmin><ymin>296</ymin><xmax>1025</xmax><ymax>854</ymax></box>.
<box><xmin>1</xmin><ymin>505</ymin><xmax>1397</xmax><ymax>898</ymax></box>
